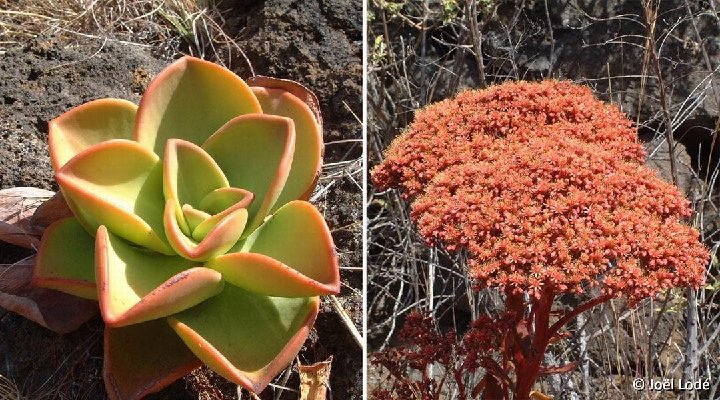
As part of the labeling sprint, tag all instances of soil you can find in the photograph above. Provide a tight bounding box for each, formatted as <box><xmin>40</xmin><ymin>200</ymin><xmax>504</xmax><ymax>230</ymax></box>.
<box><xmin>0</xmin><ymin>1</ymin><xmax>362</xmax><ymax>399</ymax></box>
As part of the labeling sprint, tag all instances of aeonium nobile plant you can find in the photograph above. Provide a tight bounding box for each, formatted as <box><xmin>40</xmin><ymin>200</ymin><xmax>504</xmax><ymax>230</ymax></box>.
<box><xmin>372</xmin><ymin>80</ymin><xmax>709</xmax><ymax>400</ymax></box>
<box><xmin>0</xmin><ymin>56</ymin><xmax>341</xmax><ymax>399</ymax></box>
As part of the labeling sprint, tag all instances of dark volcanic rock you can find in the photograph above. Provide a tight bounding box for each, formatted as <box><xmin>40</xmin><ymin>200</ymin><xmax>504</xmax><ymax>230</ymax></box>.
<box><xmin>227</xmin><ymin>0</ymin><xmax>363</xmax><ymax>160</ymax></box>
<box><xmin>0</xmin><ymin>38</ymin><xmax>168</xmax><ymax>190</ymax></box>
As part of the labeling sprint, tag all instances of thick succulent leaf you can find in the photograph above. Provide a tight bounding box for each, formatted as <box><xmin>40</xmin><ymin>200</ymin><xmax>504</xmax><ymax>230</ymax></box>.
<box><xmin>104</xmin><ymin>319</ymin><xmax>201</xmax><ymax>400</ymax></box>
<box><xmin>168</xmin><ymin>284</ymin><xmax>319</xmax><ymax>393</ymax></box>
<box><xmin>134</xmin><ymin>56</ymin><xmax>261</xmax><ymax>155</ymax></box>
<box><xmin>203</xmin><ymin>114</ymin><xmax>295</xmax><ymax>233</ymax></box>
<box><xmin>0</xmin><ymin>257</ymin><xmax>97</xmax><ymax>334</ymax></box>
<box><xmin>164</xmin><ymin>200</ymin><xmax>248</xmax><ymax>261</ymax></box>
<box><xmin>208</xmin><ymin>253</ymin><xmax>336</xmax><ymax>298</ymax></box>
<box><xmin>182</xmin><ymin>204</ymin><xmax>211</xmax><ymax>233</ymax></box>
<box><xmin>163</xmin><ymin>138</ymin><xmax>228</xmax><ymax>210</ymax></box>
<box><xmin>33</xmin><ymin>217</ymin><xmax>97</xmax><ymax>299</ymax></box>
<box><xmin>210</xmin><ymin>201</ymin><xmax>339</xmax><ymax>297</ymax></box>
<box><xmin>96</xmin><ymin>226</ymin><xmax>224</xmax><ymax>327</ymax></box>
<box><xmin>200</xmin><ymin>187</ymin><xmax>254</xmax><ymax>214</ymax></box>
<box><xmin>193</xmin><ymin>187</ymin><xmax>253</xmax><ymax>241</ymax></box>
<box><xmin>164</xmin><ymin>138</ymin><xmax>230</xmax><ymax>237</ymax></box>
<box><xmin>56</xmin><ymin>140</ymin><xmax>172</xmax><ymax>254</ymax></box>
<box><xmin>49</xmin><ymin>98</ymin><xmax>137</xmax><ymax>170</ymax></box>
<box><xmin>252</xmin><ymin>87</ymin><xmax>323</xmax><ymax>207</ymax></box>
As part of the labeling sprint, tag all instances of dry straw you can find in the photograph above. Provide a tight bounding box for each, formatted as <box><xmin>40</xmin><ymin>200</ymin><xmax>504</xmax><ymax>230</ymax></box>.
<box><xmin>0</xmin><ymin>0</ymin><xmax>251</xmax><ymax>66</ymax></box>
<box><xmin>0</xmin><ymin>374</ymin><xmax>20</xmax><ymax>400</ymax></box>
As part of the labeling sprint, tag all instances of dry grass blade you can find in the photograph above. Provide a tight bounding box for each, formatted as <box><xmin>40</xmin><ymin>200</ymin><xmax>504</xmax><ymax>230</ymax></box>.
<box><xmin>330</xmin><ymin>295</ymin><xmax>363</xmax><ymax>349</ymax></box>
<box><xmin>0</xmin><ymin>0</ymin><xmax>248</xmax><ymax>63</ymax></box>
<box><xmin>0</xmin><ymin>375</ymin><xmax>20</xmax><ymax>400</ymax></box>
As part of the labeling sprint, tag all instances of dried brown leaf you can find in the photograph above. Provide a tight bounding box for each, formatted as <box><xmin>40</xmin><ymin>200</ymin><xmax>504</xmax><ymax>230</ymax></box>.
<box><xmin>0</xmin><ymin>256</ymin><xmax>97</xmax><ymax>334</ymax></box>
<box><xmin>530</xmin><ymin>390</ymin><xmax>555</xmax><ymax>400</ymax></box>
<box><xmin>31</xmin><ymin>191</ymin><xmax>73</xmax><ymax>228</ymax></box>
<box><xmin>0</xmin><ymin>187</ymin><xmax>55</xmax><ymax>249</ymax></box>
<box><xmin>247</xmin><ymin>75</ymin><xmax>323</xmax><ymax>130</ymax></box>
<box><xmin>298</xmin><ymin>356</ymin><xmax>333</xmax><ymax>400</ymax></box>
<box><xmin>0</xmin><ymin>187</ymin><xmax>73</xmax><ymax>251</ymax></box>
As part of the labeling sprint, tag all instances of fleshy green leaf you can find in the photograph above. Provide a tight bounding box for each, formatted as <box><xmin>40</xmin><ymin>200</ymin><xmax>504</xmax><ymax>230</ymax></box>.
<box><xmin>104</xmin><ymin>319</ymin><xmax>201</xmax><ymax>400</ymax></box>
<box><xmin>182</xmin><ymin>204</ymin><xmax>211</xmax><ymax>233</ymax></box>
<box><xmin>193</xmin><ymin>187</ymin><xmax>253</xmax><ymax>241</ymax></box>
<box><xmin>56</xmin><ymin>139</ymin><xmax>172</xmax><ymax>254</ymax></box>
<box><xmin>162</xmin><ymin>140</ymin><xmax>253</xmax><ymax>259</ymax></box>
<box><xmin>164</xmin><ymin>200</ymin><xmax>248</xmax><ymax>262</ymax></box>
<box><xmin>163</xmin><ymin>138</ymin><xmax>228</xmax><ymax>211</ymax></box>
<box><xmin>203</xmin><ymin>114</ymin><xmax>295</xmax><ymax>233</ymax></box>
<box><xmin>210</xmin><ymin>201</ymin><xmax>339</xmax><ymax>297</ymax></box>
<box><xmin>163</xmin><ymin>138</ymin><xmax>230</xmax><ymax>236</ymax></box>
<box><xmin>49</xmin><ymin>98</ymin><xmax>137</xmax><ymax>170</ymax></box>
<box><xmin>168</xmin><ymin>284</ymin><xmax>319</xmax><ymax>393</ymax></box>
<box><xmin>96</xmin><ymin>226</ymin><xmax>224</xmax><ymax>327</ymax></box>
<box><xmin>134</xmin><ymin>56</ymin><xmax>262</xmax><ymax>155</ymax></box>
<box><xmin>165</xmin><ymin>200</ymin><xmax>247</xmax><ymax>261</ymax></box>
<box><xmin>252</xmin><ymin>87</ymin><xmax>323</xmax><ymax>208</ymax></box>
<box><xmin>34</xmin><ymin>217</ymin><xmax>97</xmax><ymax>299</ymax></box>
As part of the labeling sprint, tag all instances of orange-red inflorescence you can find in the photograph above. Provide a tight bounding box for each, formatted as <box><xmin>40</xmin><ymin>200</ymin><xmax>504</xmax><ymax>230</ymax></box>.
<box><xmin>372</xmin><ymin>80</ymin><xmax>708</xmax><ymax>304</ymax></box>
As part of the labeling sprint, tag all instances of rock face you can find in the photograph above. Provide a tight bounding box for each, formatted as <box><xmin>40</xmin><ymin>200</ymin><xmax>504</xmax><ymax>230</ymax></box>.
<box><xmin>482</xmin><ymin>0</ymin><xmax>720</xmax><ymax>117</ymax></box>
<box><xmin>226</xmin><ymin>0</ymin><xmax>362</xmax><ymax>157</ymax></box>
<box><xmin>0</xmin><ymin>40</ymin><xmax>168</xmax><ymax>190</ymax></box>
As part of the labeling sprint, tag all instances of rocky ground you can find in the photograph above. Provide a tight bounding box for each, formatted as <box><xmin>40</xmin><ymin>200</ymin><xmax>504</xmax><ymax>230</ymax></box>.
<box><xmin>0</xmin><ymin>0</ymin><xmax>362</xmax><ymax>399</ymax></box>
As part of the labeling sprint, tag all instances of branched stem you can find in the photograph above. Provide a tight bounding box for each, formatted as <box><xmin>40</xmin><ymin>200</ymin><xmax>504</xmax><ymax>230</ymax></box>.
<box><xmin>548</xmin><ymin>294</ymin><xmax>613</xmax><ymax>341</ymax></box>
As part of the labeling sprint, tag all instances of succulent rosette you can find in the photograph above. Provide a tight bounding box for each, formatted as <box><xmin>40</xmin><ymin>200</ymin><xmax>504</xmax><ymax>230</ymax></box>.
<box><xmin>32</xmin><ymin>56</ymin><xmax>340</xmax><ymax>399</ymax></box>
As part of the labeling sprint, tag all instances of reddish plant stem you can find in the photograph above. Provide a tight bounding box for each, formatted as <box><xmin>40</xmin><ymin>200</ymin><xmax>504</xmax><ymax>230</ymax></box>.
<box><xmin>491</xmin><ymin>291</ymin><xmax>612</xmax><ymax>400</ymax></box>
<box><xmin>514</xmin><ymin>290</ymin><xmax>554</xmax><ymax>400</ymax></box>
<box><xmin>522</xmin><ymin>293</ymin><xmax>612</xmax><ymax>399</ymax></box>
<box><xmin>548</xmin><ymin>294</ymin><xmax>613</xmax><ymax>341</ymax></box>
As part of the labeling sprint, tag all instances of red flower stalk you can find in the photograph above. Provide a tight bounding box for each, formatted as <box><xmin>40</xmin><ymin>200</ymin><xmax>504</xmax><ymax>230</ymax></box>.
<box><xmin>371</xmin><ymin>311</ymin><xmax>509</xmax><ymax>400</ymax></box>
<box><xmin>372</xmin><ymin>80</ymin><xmax>708</xmax><ymax>399</ymax></box>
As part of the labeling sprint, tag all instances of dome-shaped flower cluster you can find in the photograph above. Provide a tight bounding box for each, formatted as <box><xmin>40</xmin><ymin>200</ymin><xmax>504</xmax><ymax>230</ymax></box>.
<box><xmin>372</xmin><ymin>80</ymin><xmax>707</xmax><ymax>303</ymax></box>
<box><xmin>373</xmin><ymin>81</ymin><xmax>645</xmax><ymax>198</ymax></box>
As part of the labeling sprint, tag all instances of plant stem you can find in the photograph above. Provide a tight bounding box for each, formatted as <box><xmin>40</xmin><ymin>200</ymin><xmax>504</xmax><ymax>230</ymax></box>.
<box><xmin>548</xmin><ymin>294</ymin><xmax>613</xmax><ymax>341</ymax></box>
<box><xmin>514</xmin><ymin>290</ymin><xmax>554</xmax><ymax>399</ymax></box>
